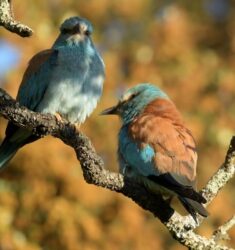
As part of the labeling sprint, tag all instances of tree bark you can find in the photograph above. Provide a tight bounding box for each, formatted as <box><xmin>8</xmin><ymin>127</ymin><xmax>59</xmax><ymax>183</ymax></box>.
<box><xmin>0</xmin><ymin>0</ymin><xmax>33</xmax><ymax>37</ymax></box>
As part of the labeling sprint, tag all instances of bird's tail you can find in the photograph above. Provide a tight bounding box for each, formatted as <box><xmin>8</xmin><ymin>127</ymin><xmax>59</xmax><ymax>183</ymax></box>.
<box><xmin>0</xmin><ymin>139</ymin><xmax>19</xmax><ymax>170</ymax></box>
<box><xmin>178</xmin><ymin>196</ymin><xmax>209</xmax><ymax>222</ymax></box>
<box><xmin>0</xmin><ymin>125</ymin><xmax>39</xmax><ymax>170</ymax></box>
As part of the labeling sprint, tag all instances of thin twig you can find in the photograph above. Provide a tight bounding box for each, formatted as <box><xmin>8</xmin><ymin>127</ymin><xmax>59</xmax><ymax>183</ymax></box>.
<box><xmin>213</xmin><ymin>215</ymin><xmax>235</xmax><ymax>242</ymax></box>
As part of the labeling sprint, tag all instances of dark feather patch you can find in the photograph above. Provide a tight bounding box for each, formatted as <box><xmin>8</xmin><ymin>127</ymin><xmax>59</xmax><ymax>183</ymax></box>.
<box><xmin>147</xmin><ymin>174</ymin><xmax>207</xmax><ymax>203</ymax></box>
<box><xmin>178</xmin><ymin>197</ymin><xmax>209</xmax><ymax>222</ymax></box>
<box><xmin>5</xmin><ymin>123</ymin><xmax>39</xmax><ymax>146</ymax></box>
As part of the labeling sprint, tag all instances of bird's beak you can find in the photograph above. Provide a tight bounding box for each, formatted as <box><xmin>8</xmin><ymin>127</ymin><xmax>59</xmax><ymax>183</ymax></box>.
<box><xmin>100</xmin><ymin>105</ymin><xmax>118</xmax><ymax>115</ymax></box>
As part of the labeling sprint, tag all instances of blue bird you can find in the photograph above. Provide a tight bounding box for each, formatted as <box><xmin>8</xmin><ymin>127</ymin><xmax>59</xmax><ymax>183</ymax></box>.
<box><xmin>0</xmin><ymin>16</ymin><xmax>105</xmax><ymax>169</ymax></box>
<box><xmin>102</xmin><ymin>83</ymin><xmax>208</xmax><ymax>221</ymax></box>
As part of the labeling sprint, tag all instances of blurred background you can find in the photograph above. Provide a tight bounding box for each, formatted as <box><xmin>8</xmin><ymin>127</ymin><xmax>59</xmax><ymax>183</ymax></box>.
<box><xmin>0</xmin><ymin>0</ymin><xmax>235</xmax><ymax>249</ymax></box>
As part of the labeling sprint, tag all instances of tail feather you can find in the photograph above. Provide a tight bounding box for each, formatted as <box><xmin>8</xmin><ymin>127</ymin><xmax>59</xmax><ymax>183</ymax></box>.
<box><xmin>0</xmin><ymin>140</ymin><xmax>19</xmax><ymax>170</ymax></box>
<box><xmin>179</xmin><ymin>196</ymin><xmax>209</xmax><ymax>222</ymax></box>
<box><xmin>0</xmin><ymin>125</ymin><xmax>39</xmax><ymax>170</ymax></box>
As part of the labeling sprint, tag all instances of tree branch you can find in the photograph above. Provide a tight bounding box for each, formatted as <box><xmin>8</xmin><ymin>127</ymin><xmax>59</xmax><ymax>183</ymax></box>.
<box><xmin>0</xmin><ymin>88</ymin><xmax>234</xmax><ymax>250</ymax></box>
<box><xmin>213</xmin><ymin>215</ymin><xmax>235</xmax><ymax>242</ymax></box>
<box><xmin>0</xmin><ymin>0</ymin><xmax>33</xmax><ymax>37</ymax></box>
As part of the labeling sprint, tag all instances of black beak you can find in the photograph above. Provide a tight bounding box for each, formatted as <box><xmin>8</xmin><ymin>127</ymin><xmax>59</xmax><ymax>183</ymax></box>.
<box><xmin>100</xmin><ymin>105</ymin><xmax>118</xmax><ymax>115</ymax></box>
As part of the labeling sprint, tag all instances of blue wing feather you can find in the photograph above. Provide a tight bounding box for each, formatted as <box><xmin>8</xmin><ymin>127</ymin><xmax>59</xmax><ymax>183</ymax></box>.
<box><xmin>118</xmin><ymin>126</ymin><xmax>156</xmax><ymax>176</ymax></box>
<box><xmin>17</xmin><ymin>50</ymin><xmax>58</xmax><ymax>110</ymax></box>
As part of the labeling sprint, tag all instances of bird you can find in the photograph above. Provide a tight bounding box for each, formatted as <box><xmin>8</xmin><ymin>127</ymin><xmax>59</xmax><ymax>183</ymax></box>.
<box><xmin>101</xmin><ymin>83</ymin><xmax>208</xmax><ymax>221</ymax></box>
<box><xmin>0</xmin><ymin>16</ymin><xmax>105</xmax><ymax>169</ymax></box>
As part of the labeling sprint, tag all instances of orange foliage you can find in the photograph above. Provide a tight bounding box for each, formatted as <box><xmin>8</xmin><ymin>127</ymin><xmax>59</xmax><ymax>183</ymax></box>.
<box><xmin>0</xmin><ymin>0</ymin><xmax>234</xmax><ymax>249</ymax></box>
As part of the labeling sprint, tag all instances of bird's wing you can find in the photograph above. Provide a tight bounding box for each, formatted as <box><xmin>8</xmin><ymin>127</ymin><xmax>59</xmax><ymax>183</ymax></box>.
<box><xmin>119</xmin><ymin>114</ymin><xmax>203</xmax><ymax>202</ymax></box>
<box><xmin>5</xmin><ymin>49</ymin><xmax>58</xmax><ymax>140</ymax></box>
<box><xmin>16</xmin><ymin>49</ymin><xmax>58</xmax><ymax>110</ymax></box>
<box><xmin>129</xmin><ymin>114</ymin><xmax>197</xmax><ymax>180</ymax></box>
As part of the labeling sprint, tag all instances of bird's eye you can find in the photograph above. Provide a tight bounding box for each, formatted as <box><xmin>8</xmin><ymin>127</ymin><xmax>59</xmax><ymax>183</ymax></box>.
<box><xmin>61</xmin><ymin>28</ymin><xmax>70</xmax><ymax>34</ymax></box>
<box><xmin>129</xmin><ymin>92</ymin><xmax>139</xmax><ymax>100</ymax></box>
<box><xmin>120</xmin><ymin>92</ymin><xmax>139</xmax><ymax>105</ymax></box>
<box><xmin>85</xmin><ymin>30</ymin><xmax>90</xmax><ymax>36</ymax></box>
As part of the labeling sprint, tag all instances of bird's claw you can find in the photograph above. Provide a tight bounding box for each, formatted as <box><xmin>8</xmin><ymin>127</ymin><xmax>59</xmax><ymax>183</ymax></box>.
<box><xmin>54</xmin><ymin>112</ymin><xmax>63</xmax><ymax>123</ymax></box>
<box><xmin>74</xmin><ymin>123</ymin><xmax>81</xmax><ymax>133</ymax></box>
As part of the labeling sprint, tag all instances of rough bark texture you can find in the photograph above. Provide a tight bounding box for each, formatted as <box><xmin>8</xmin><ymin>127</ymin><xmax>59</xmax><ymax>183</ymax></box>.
<box><xmin>0</xmin><ymin>88</ymin><xmax>234</xmax><ymax>250</ymax></box>
<box><xmin>0</xmin><ymin>0</ymin><xmax>33</xmax><ymax>37</ymax></box>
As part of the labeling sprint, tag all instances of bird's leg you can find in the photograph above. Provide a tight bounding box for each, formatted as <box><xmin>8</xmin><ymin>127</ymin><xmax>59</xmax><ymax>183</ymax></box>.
<box><xmin>122</xmin><ymin>165</ymin><xmax>132</xmax><ymax>176</ymax></box>
<box><xmin>122</xmin><ymin>165</ymin><xmax>127</xmax><ymax>175</ymax></box>
<box><xmin>54</xmin><ymin>112</ymin><xmax>63</xmax><ymax>122</ymax></box>
<box><xmin>74</xmin><ymin>123</ymin><xmax>81</xmax><ymax>133</ymax></box>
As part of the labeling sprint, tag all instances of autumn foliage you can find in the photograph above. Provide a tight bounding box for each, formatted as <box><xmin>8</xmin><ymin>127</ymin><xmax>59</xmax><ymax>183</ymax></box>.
<box><xmin>0</xmin><ymin>1</ymin><xmax>234</xmax><ymax>249</ymax></box>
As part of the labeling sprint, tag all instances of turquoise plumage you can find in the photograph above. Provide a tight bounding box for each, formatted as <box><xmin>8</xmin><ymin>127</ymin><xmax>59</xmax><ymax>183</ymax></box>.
<box><xmin>0</xmin><ymin>16</ymin><xmax>105</xmax><ymax>169</ymax></box>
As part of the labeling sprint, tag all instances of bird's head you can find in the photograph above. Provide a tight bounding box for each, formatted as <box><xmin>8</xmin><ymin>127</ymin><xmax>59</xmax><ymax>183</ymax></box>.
<box><xmin>54</xmin><ymin>16</ymin><xmax>93</xmax><ymax>47</ymax></box>
<box><xmin>101</xmin><ymin>83</ymin><xmax>169</xmax><ymax>124</ymax></box>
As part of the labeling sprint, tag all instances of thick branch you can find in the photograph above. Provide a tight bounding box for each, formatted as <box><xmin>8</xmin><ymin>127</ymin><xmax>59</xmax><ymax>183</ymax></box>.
<box><xmin>0</xmin><ymin>88</ymin><xmax>234</xmax><ymax>250</ymax></box>
<box><xmin>0</xmin><ymin>0</ymin><xmax>33</xmax><ymax>37</ymax></box>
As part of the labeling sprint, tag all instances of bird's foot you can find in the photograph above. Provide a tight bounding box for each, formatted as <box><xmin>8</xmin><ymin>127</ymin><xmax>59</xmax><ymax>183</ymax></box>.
<box><xmin>74</xmin><ymin>123</ymin><xmax>81</xmax><ymax>133</ymax></box>
<box><xmin>54</xmin><ymin>112</ymin><xmax>63</xmax><ymax>123</ymax></box>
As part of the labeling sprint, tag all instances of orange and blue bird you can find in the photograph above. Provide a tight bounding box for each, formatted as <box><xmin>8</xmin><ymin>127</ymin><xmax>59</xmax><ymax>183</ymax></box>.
<box><xmin>0</xmin><ymin>16</ymin><xmax>105</xmax><ymax>169</ymax></box>
<box><xmin>102</xmin><ymin>83</ymin><xmax>208</xmax><ymax>221</ymax></box>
